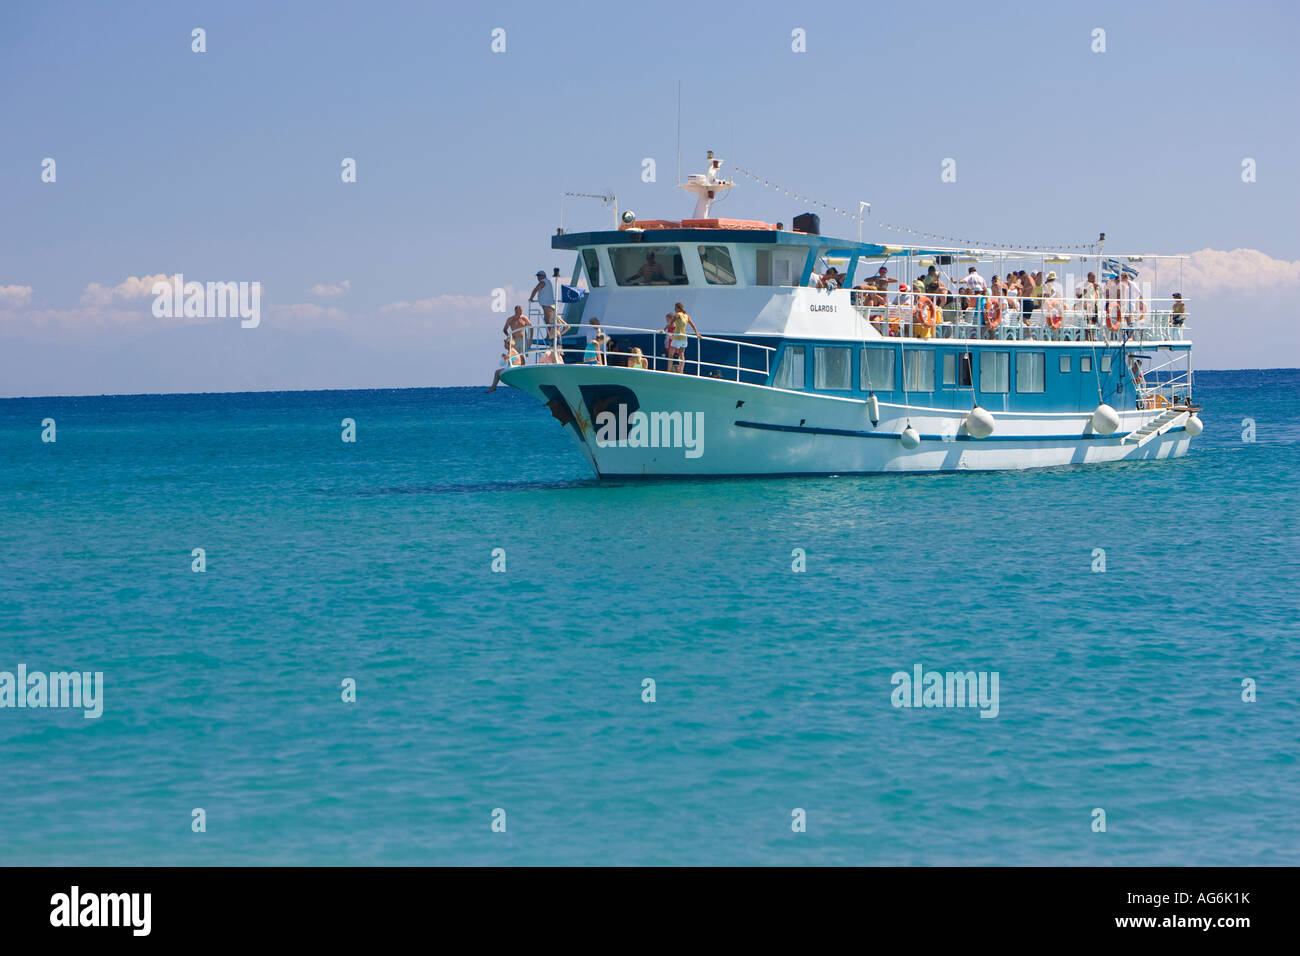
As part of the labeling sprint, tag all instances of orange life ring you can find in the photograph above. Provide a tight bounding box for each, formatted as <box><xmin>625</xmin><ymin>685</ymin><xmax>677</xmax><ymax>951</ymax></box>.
<box><xmin>1106</xmin><ymin>301</ymin><xmax>1122</xmax><ymax>331</ymax></box>
<box><xmin>914</xmin><ymin>296</ymin><xmax>938</xmax><ymax>328</ymax></box>
<box><xmin>1045</xmin><ymin>301</ymin><xmax>1063</xmax><ymax>330</ymax></box>
<box><xmin>985</xmin><ymin>298</ymin><xmax>1002</xmax><ymax>330</ymax></box>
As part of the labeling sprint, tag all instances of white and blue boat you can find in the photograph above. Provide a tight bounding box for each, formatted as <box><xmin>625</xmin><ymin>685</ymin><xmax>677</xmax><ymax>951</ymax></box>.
<box><xmin>503</xmin><ymin>154</ymin><xmax>1203</xmax><ymax>477</ymax></box>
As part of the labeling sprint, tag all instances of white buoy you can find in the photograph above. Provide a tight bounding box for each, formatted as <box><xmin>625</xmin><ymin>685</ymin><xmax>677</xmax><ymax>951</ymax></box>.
<box><xmin>1091</xmin><ymin>403</ymin><xmax>1120</xmax><ymax>436</ymax></box>
<box><xmin>964</xmin><ymin>406</ymin><xmax>995</xmax><ymax>439</ymax></box>
<box><xmin>865</xmin><ymin>393</ymin><xmax>880</xmax><ymax>426</ymax></box>
<box><xmin>900</xmin><ymin>425</ymin><xmax>920</xmax><ymax>449</ymax></box>
<box><xmin>1185</xmin><ymin>414</ymin><xmax>1204</xmax><ymax>437</ymax></box>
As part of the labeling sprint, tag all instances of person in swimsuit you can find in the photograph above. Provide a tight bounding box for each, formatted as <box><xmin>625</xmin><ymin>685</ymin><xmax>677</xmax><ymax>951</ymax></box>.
<box><xmin>627</xmin><ymin>347</ymin><xmax>648</xmax><ymax>370</ymax></box>
<box><xmin>486</xmin><ymin>338</ymin><xmax>522</xmax><ymax>392</ymax></box>
<box><xmin>502</xmin><ymin>305</ymin><xmax>530</xmax><ymax>361</ymax></box>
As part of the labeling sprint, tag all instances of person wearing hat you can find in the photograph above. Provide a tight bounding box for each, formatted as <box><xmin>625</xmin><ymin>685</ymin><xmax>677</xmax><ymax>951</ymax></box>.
<box><xmin>1041</xmin><ymin>270</ymin><xmax>1063</xmax><ymax>299</ymax></box>
<box><xmin>1171</xmin><ymin>292</ymin><xmax>1186</xmax><ymax>327</ymax></box>
<box><xmin>529</xmin><ymin>270</ymin><xmax>556</xmax><ymax>334</ymax></box>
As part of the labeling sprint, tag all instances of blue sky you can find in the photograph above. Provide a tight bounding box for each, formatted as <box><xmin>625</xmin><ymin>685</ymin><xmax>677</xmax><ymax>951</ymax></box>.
<box><xmin>2</xmin><ymin>0</ymin><xmax>1297</xmax><ymax>395</ymax></box>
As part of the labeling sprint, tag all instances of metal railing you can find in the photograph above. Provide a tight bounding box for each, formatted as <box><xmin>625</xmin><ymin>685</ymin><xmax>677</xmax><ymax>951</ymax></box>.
<box><xmin>849</xmin><ymin>293</ymin><xmax>1189</xmax><ymax>343</ymax></box>
<box><xmin>517</xmin><ymin>321</ymin><xmax>775</xmax><ymax>382</ymax></box>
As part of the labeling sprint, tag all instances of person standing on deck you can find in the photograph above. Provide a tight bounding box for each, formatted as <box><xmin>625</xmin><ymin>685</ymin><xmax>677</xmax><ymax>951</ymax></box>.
<box><xmin>1079</xmin><ymin>272</ymin><xmax>1100</xmax><ymax>340</ymax></box>
<box><xmin>503</xmin><ymin>305</ymin><xmax>530</xmax><ymax>362</ymax></box>
<box><xmin>1171</xmin><ymin>292</ymin><xmax>1186</xmax><ymax>327</ymax></box>
<box><xmin>1122</xmin><ymin>273</ymin><xmax>1144</xmax><ymax>339</ymax></box>
<box><xmin>1103</xmin><ymin>272</ymin><xmax>1122</xmax><ymax>336</ymax></box>
<box><xmin>530</xmin><ymin>270</ymin><xmax>556</xmax><ymax>336</ymax></box>
<box><xmin>667</xmin><ymin>303</ymin><xmax>699</xmax><ymax>374</ymax></box>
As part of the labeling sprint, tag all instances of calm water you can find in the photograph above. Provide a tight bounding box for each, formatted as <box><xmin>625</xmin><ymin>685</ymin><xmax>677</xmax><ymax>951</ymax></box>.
<box><xmin>1</xmin><ymin>369</ymin><xmax>1296</xmax><ymax>865</ymax></box>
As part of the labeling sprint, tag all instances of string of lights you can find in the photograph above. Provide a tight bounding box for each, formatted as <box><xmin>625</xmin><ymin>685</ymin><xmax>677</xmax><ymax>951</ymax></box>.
<box><xmin>731</xmin><ymin>166</ymin><xmax>1099</xmax><ymax>252</ymax></box>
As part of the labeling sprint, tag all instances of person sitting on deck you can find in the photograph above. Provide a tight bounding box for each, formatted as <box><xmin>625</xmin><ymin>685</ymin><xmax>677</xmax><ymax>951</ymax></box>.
<box><xmin>820</xmin><ymin>267</ymin><xmax>842</xmax><ymax>290</ymax></box>
<box><xmin>486</xmin><ymin>338</ymin><xmax>523</xmax><ymax>392</ymax></box>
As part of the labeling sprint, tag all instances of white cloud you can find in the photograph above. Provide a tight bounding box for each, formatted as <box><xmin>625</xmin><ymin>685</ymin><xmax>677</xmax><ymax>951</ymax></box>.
<box><xmin>308</xmin><ymin>280</ymin><xmax>351</xmax><ymax>297</ymax></box>
<box><xmin>1139</xmin><ymin>248</ymin><xmax>1300</xmax><ymax>297</ymax></box>
<box><xmin>0</xmin><ymin>284</ymin><xmax>33</xmax><ymax>307</ymax></box>
<box><xmin>79</xmin><ymin>274</ymin><xmax>169</xmax><ymax>307</ymax></box>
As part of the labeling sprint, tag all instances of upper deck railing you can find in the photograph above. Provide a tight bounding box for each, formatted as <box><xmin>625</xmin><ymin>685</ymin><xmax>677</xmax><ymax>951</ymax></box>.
<box><xmin>847</xmin><ymin>292</ymin><xmax>1188</xmax><ymax>342</ymax></box>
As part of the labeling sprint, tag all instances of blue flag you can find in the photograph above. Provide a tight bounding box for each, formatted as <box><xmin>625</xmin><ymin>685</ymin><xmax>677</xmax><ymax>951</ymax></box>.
<box><xmin>561</xmin><ymin>284</ymin><xmax>586</xmax><ymax>303</ymax></box>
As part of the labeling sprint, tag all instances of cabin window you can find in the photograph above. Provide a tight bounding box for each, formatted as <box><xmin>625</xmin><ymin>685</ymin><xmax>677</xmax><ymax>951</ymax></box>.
<box><xmin>861</xmin><ymin>347</ymin><xmax>894</xmax><ymax>391</ymax></box>
<box><xmin>1059</xmin><ymin>354</ymin><xmax>1071</xmax><ymax>373</ymax></box>
<box><xmin>1081</xmin><ymin>355</ymin><xmax>1093</xmax><ymax>373</ymax></box>
<box><xmin>942</xmin><ymin>352</ymin><xmax>973</xmax><ymax>387</ymax></box>
<box><xmin>773</xmin><ymin>346</ymin><xmax>805</xmax><ymax>389</ymax></box>
<box><xmin>1101</xmin><ymin>355</ymin><xmax>1113</xmax><ymax>372</ymax></box>
<box><xmin>814</xmin><ymin>347</ymin><xmax>852</xmax><ymax>390</ymax></box>
<box><xmin>1017</xmin><ymin>352</ymin><xmax>1046</xmax><ymax>393</ymax></box>
<box><xmin>756</xmin><ymin>250</ymin><xmax>771</xmax><ymax>286</ymax></box>
<box><xmin>903</xmin><ymin>350</ymin><xmax>934</xmax><ymax>392</ymax></box>
<box><xmin>581</xmin><ymin>249</ymin><xmax>603</xmax><ymax>288</ymax></box>
<box><xmin>980</xmin><ymin>352</ymin><xmax>1010</xmax><ymax>393</ymax></box>
<box><xmin>698</xmin><ymin>246</ymin><xmax>736</xmax><ymax>285</ymax></box>
<box><xmin>611</xmin><ymin>245</ymin><xmax>687</xmax><ymax>286</ymax></box>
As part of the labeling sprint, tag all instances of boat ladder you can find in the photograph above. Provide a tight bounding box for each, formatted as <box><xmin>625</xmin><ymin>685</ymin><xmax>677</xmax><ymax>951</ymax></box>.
<box><xmin>1123</xmin><ymin>408</ymin><xmax>1189</xmax><ymax>447</ymax></box>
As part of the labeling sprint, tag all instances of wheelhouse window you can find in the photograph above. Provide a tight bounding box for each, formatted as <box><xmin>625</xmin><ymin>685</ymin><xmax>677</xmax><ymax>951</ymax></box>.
<box><xmin>1017</xmin><ymin>352</ymin><xmax>1046</xmax><ymax>393</ymax></box>
<box><xmin>861</xmin><ymin>347</ymin><xmax>894</xmax><ymax>391</ymax></box>
<box><xmin>698</xmin><ymin>246</ymin><xmax>736</xmax><ymax>285</ymax></box>
<box><xmin>773</xmin><ymin>346</ymin><xmax>805</xmax><ymax>389</ymax></box>
<box><xmin>755</xmin><ymin>247</ymin><xmax>805</xmax><ymax>286</ymax></box>
<box><xmin>903</xmin><ymin>349</ymin><xmax>934</xmax><ymax>392</ymax></box>
<box><xmin>581</xmin><ymin>249</ymin><xmax>603</xmax><ymax>288</ymax></box>
<box><xmin>814</xmin><ymin>347</ymin><xmax>852</xmax><ymax>390</ymax></box>
<box><xmin>980</xmin><ymin>352</ymin><xmax>1010</xmax><ymax>393</ymax></box>
<box><xmin>611</xmin><ymin>246</ymin><xmax>687</xmax><ymax>286</ymax></box>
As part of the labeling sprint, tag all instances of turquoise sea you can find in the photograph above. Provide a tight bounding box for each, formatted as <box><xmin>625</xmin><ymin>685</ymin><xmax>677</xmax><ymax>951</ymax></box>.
<box><xmin>1</xmin><ymin>368</ymin><xmax>1296</xmax><ymax>866</ymax></box>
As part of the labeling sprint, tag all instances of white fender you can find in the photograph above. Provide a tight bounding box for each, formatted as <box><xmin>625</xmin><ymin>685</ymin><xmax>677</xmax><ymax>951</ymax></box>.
<box><xmin>865</xmin><ymin>393</ymin><xmax>880</xmax><ymax>426</ymax></box>
<box><xmin>900</xmin><ymin>425</ymin><xmax>920</xmax><ymax>449</ymax></box>
<box><xmin>1091</xmin><ymin>403</ymin><xmax>1120</xmax><ymax>436</ymax></box>
<box><xmin>964</xmin><ymin>406</ymin><xmax>995</xmax><ymax>439</ymax></box>
<box><xmin>1185</xmin><ymin>414</ymin><xmax>1204</xmax><ymax>437</ymax></box>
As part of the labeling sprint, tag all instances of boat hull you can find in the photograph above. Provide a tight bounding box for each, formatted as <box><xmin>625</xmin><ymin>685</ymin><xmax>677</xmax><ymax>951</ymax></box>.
<box><xmin>502</xmin><ymin>365</ymin><xmax>1191</xmax><ymax>477</ymax></box>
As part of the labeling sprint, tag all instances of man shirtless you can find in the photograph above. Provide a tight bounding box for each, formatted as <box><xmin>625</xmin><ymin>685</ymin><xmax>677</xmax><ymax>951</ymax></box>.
<box><xmin>502</xmin><ymin>305</ymin><xmax>530</xmax><ymax>361</ymax></box>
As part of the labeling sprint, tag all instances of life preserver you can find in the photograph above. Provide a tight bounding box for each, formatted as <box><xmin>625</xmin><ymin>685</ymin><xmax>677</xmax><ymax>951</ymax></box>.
<box><xmin>985</xmin><ymin>298</ymin><xmax>1002</xmax><ymax>330</ymax></box>
<box><xmin>1045</xmin><ymin>300</ymin><xmax>1063</xmax><ymax>330</ymax></box>
<box><xmin>1106</xmin><ymin>301</ymin><xmax>1122</xmax><ymax>331</ymax></box>
<box><xmin>914</xmin><ymin>296</ymin><xmax>938</xmax><ymax>328</ymax></box>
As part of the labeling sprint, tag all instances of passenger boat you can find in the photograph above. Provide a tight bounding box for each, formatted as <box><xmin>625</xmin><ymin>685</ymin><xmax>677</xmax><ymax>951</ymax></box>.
<box><xmin>501</xmin><ymin>153</ymin><xmax>1203</xmax><ymax>477</ymax></box>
